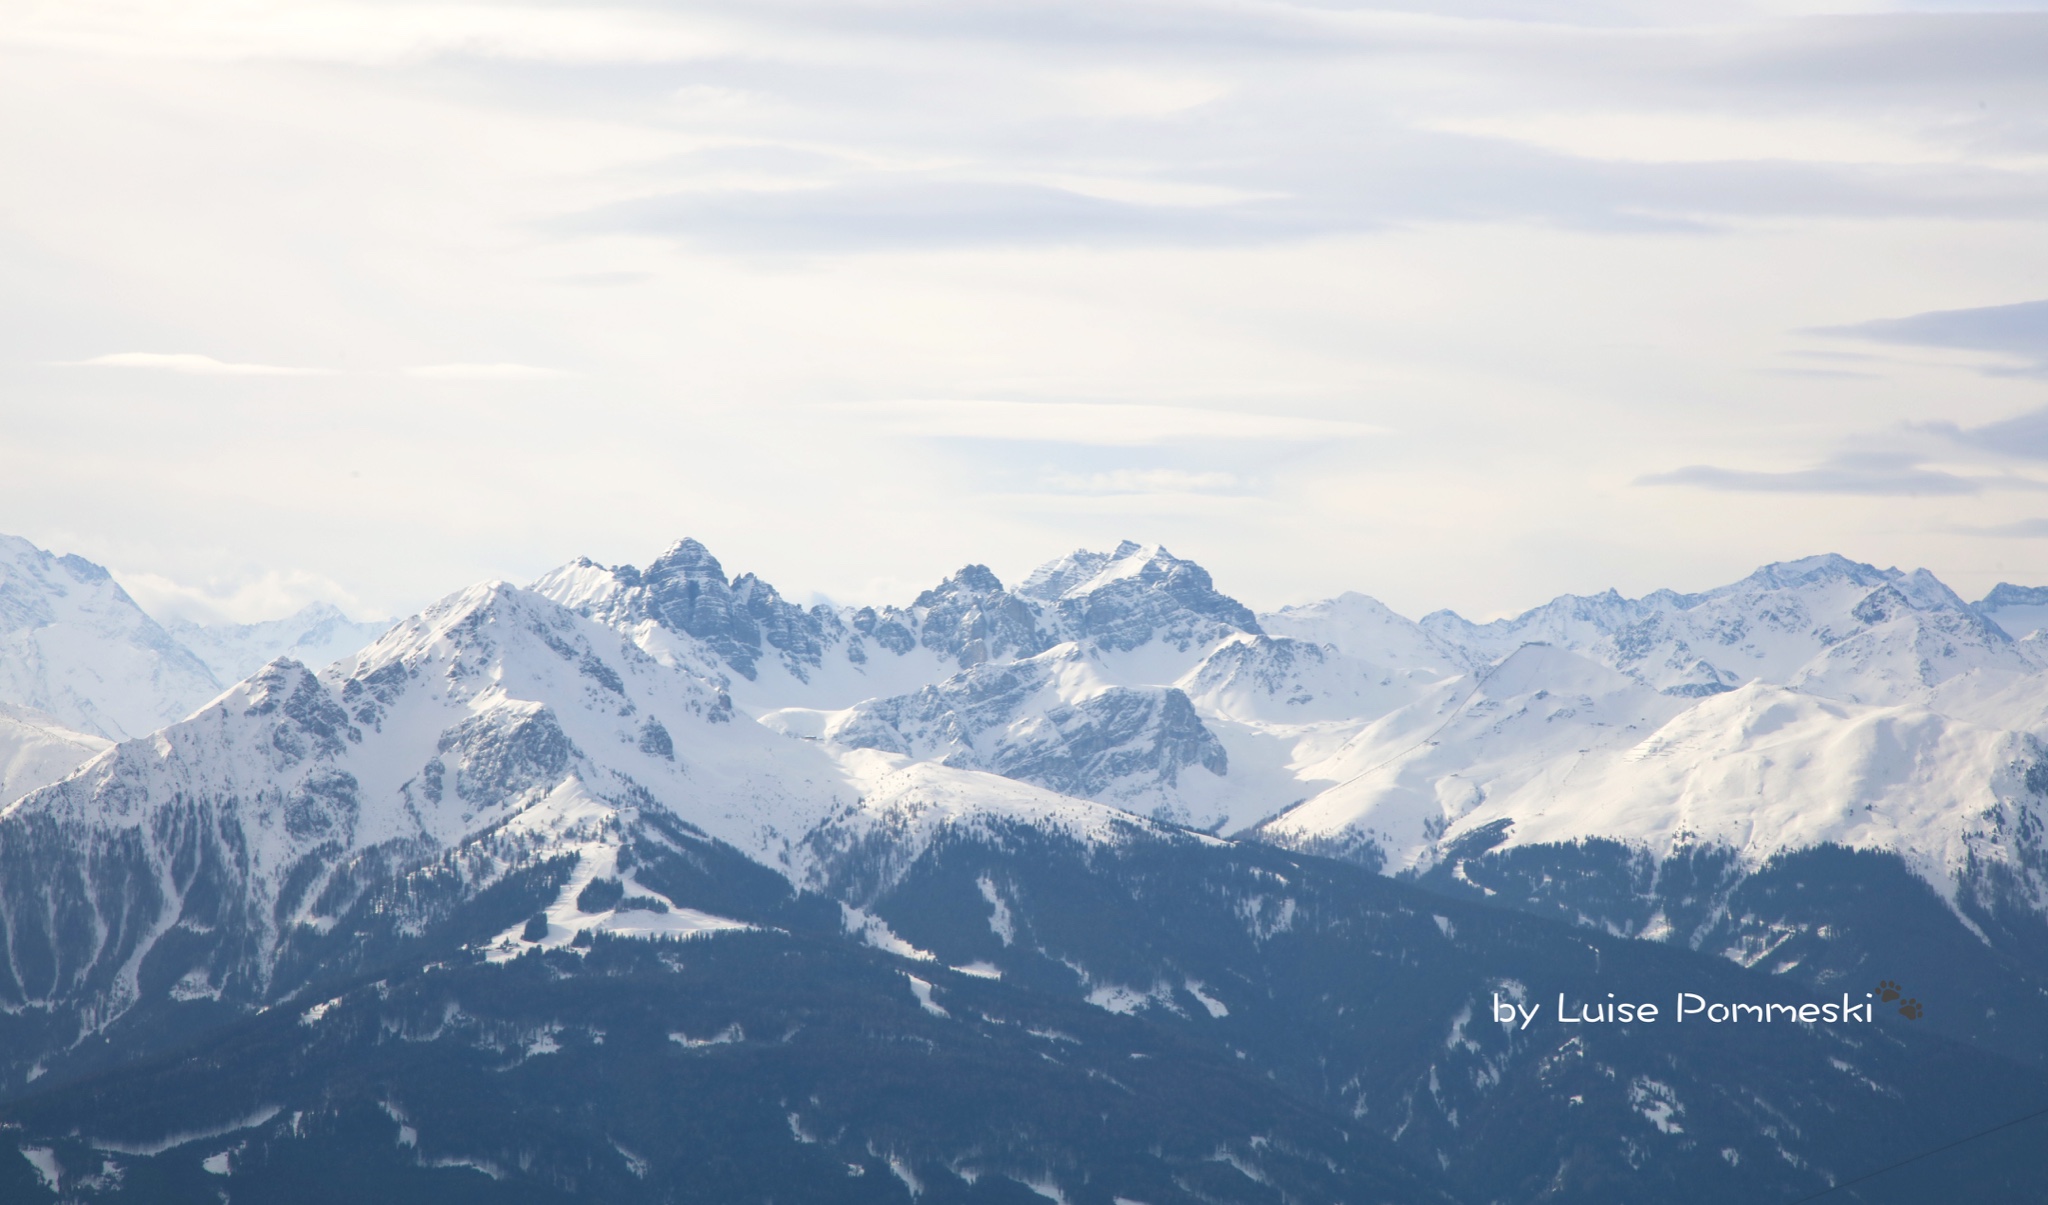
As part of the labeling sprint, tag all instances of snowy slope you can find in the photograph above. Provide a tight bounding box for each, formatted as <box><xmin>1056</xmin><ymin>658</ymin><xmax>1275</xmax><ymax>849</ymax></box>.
<box><xmin>0</xmin><ymin>535</ymin><xmax>221</xmax><ymax>738</ymax></box>
<box><xmin>1177</xmin><ymin>634</ymin><xmax>1427</xmax><ymax>726</ymax></box>
<box><xmin>540</xmin><ymin>540</ymin><xmax>2048</xmax><ymax>910</ymax></box>
<box><xmin>1257</xmin><ymin>661</ymin><xmax>2048</xmax><ymax>909</ymax></box>
<box><xmin>167</xmin><ymin>602</ymin><xmax>389</xmax><ymax>683</ymax></box>
<box><xmin>0</xmin><ymin>702</ymin><xmax>108</xmax><ymax>805</ymax></box>
<box><xmin>1253</xmin><ymin>645</ymin><xmax>1687</xmax><ymax>867</ymax></box>
<box><xmin>1260</xmin><ymin>592</ymin><xmax>1472</xmax><ymax>678</ymax></box>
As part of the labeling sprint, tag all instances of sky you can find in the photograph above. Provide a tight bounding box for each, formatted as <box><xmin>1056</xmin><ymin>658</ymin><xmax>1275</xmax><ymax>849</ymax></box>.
<box><xmin>5</xmin><ymin>0</ymin><xmax>2048</xmax><ymax>624</ymax></box>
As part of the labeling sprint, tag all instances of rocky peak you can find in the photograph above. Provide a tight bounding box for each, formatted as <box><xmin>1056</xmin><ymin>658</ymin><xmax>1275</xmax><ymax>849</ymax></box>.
<box><xmin>538</xmin><ymin>538</ymin><xmax>842</xmax><ymax>682</ymax></box>
<box><xmin>910</xmin><ymin>565</ymin><xmax>1051</xmax><ymax>668</ymax></box>
<box><xmin>1026</xmin><ymin>542</ymin><xmax>1260</xmax><ymax>653</ymax></box>
<box><xmin>1017</xmin><ymin>541</ymin><xmax>1141</xmax><ymax>601</ymax></box>
<box><xmin>1732</xmin><ymin>552</ymin><xmax>1894</xmax><ymax>594</ymax></box>
<box><xmin>637</xmin><ymin>539</ymin><xmax>762</xmax><ymax>676</ymax></box>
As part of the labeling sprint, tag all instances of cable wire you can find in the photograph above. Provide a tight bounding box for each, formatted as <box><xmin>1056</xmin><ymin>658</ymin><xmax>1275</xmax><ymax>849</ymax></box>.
<box><xmin>1784</xmin><ymin>1103</ymin><xmax>2048</xmax><ymax>1203</ymax></box>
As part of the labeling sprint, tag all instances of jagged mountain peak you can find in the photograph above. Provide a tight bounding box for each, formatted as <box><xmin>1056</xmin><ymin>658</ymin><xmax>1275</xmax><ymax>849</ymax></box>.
<box><xmin>1018</xmin><ymin>539</ymin><xmax>1152</xmax><ymax>601</ymax></box>
<box><xmin>1019</xmin><ymin>539</ymin><xmax>1229</xmax><ymax>604</ymax></box>
<box><xmin>1733</xmin><ymin>551</ymin><xmax>1883</xmax><ymax>586</ymax></box>
<box><xmin>533</xmin><ymin>539</ymin><xmax>842</xmax><ymax>684</ymax></box>
<box><xmin>914</xmin><ymin>563</ymin><xmax>1006</xmax><ymax>603</ymax></box>
<box><xmin>907</xmin><ymin>563</ymin><xmax>1049</xmax><ymax>669</ymax></box>
<box><xmin>643</xmin><ymin>536</ymin><xmax>727</xmax><ymax>589</ymax></box>
<box><xmin>1019</xmin><ymin>540</ymin><xmax>1259</xmax><ymax>653</ymax></box>
<box><xmin>0</xmin><ymin>574</ymin><xmax>804</xmax><ymax>1046</ymax></box>
<box><xmin>1726</xmin><ymin>551</ymin><xmax>1906</xmax><ymax>595</ymax></box>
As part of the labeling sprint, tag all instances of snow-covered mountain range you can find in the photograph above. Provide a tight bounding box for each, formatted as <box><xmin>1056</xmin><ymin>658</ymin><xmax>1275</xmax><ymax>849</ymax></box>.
<box><xmin>15</xmin><ymin>531</ymin><xmax>2047</xmax><ymax>919</ymax></box>
<box><xmin>533</xmin><ymin>541</ymin><xmax>2048</xmax><ymax>930</ymax></box>
<box><xmin>7</xmin><ymin>531</ymin><xmax>2048</xmax><ymax>1201</ymax></box>
<box><xmin>11</xmin><ymin>533</ymin><xmax>2048</xmax><ymax>936</ymax></box>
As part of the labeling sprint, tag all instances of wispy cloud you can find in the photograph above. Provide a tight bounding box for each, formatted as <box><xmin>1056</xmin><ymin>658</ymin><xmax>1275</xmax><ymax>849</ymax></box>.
<box><xmin>1924</xmin><ymin>404</ymin><xmax>2048</xmax><ymax>460</ymax></box>
<box><xmin>1945</xmin><ymin>517</ymin><xmax>2048</xmax><ymax>539</ymax></box>
<box><xmin>1813</xmin><ymin>298</ymin><xmax>2048</xmax><ymax>375</ymax></box>
<box><xmin>404</xmin><ymin>363</ymin><xmax>570</xmax><ymax>380</ymax></box>
<box><xmin>841</xmin><ymin>399</ymin><xmax>1382</xmax><ymax>446</ymax></box>
<box><xmin>1636</xmin><ymin>452</ymin><xmax>2027</xmax><ymax>496</ymax></box>
<box><xmin>4</xmin><ymin>1</ymin><xmax>736</xmax><ymax>67</ymax></box>
<box><xmin>114</xmin><ymin>566</ymin><xmax>377</xmax><ymax>626</ymax></box>
<box><xmin>58</xmin><ymin>352</ymin><xmax>325</xmax><ymax>376</ymax></box>
<box><xmin>1039</xmin><ymin>468</ymin><xmax>1241</xmax><ymax>494</ymax></box>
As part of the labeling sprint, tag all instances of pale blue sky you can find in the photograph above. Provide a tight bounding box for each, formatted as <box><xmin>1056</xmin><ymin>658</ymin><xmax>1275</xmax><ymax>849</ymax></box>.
<box><xmin>5</xmin><ymin>0</ymin><xmax>2048</xmax><ymax>622</ymax></box>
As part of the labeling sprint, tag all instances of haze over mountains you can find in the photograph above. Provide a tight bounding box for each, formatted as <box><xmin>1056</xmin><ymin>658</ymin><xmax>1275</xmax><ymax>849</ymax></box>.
<box><xmin>4</xmin><ymin>531</ymin><xmax>2048</xmax><ymax>1202</ymax></box>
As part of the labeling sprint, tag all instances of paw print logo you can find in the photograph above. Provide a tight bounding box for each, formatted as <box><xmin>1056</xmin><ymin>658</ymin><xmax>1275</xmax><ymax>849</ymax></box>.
<box><xmin>1877</xmin><ymin>980</ymin><xmax>1902</xmax><ymax>1003</ymax></box>
<box><xmin>1898</xmin><ymin>999</ymin><xmax>1924</xmax><ymax>1020</ymax></box>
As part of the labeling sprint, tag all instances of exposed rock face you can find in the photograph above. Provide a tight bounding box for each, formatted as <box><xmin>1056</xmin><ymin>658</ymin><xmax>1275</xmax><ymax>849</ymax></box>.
<box><xmin>1024</xmin><ymin>540</ymin><xmax>1260</xmax><ymax>652</ymax></box>
<box><xmin>541</xmin><ymin>539</ymin><xmax>848</xmax><ymax>681</ymax></box>
<box><xmin>633</xmin><ymin>539</ymin><xmax>842</xmax><ymax>680</ymax></box>
<box><xmin>907</xmin><ymin>564</ymin><xmax>1051</xmax><ymax>668</ymax></box>
<box><xmin>826</xmin><ymin>646</ymin><xmax>1228</xmax><ymax>817</ymax></box>
<box><xmin>533</xmin><ymin>539</ymin><xmax>1265</xmax><ymax>693</ymax></box>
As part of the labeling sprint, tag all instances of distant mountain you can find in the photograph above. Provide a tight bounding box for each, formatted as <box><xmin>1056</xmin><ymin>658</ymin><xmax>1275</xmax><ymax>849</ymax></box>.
<box><xmin>0</xmin><ymin>535</ymin><xmax>220</xmax><ymax>739</ymax></box>
<box><xmin>166</xmin><ymin>602</ymin><xmax>389</xmax><ymax>684</ymax></box>
<box><xmin>1977</xmin><ymin>581</ymin><xmax>2048</xmax><ymax>640</ymax></box>
<box><xmin>0</xmin><ymin>534</ymin><xmax>387</xmax><ymax>748</ymax></box>
<box><xmin>1416</xmin><ymin>553</ymin><xmax>2026</xmax><ymax>700</ymax></box>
